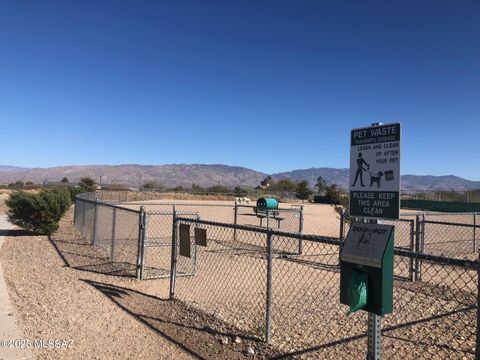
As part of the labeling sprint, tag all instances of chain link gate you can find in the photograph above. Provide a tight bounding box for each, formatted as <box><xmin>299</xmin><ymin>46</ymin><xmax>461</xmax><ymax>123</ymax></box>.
<box><xmin>140</xmin><ymin>210</ymin><xmax>200</xmax><ymax>280</ymax></box>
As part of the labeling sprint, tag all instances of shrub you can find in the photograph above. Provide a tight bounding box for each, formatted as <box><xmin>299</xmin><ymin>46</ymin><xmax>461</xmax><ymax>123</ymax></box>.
<box><xmin>207</xmin><ymin>185</ymin><xmax>230</xmax><ymax>194</ymax></box>
<box><xmin>295</xmin><ymin>181</ymin><xmax>313</xmax><ymax>202</ymax></box>
<box><xmin>79</xmin><ymin>177</ymin><xmax>96</xmax><ymax>192</ymax></box>
<box><xmin>234</xmin><ymin>186</ymin><xmax>248</xmax><ymax>196</ymax></box>
<box><xmin>141</xmin><ymin>181</ymin><xmax>164</xmax><ymax>191</ymax></box>
<box><xmin>325</xmin><ymin>184</ymin><xmax>342</xmax><ymax>205</ymax></box>
<box><xmin>67</xmin><ymin>186</ymin><xmax>85</xmax><ymax>202</ymax></box>
<box><xmin>6</xmin><ymin>188</ymin><xmax>72</xmax><ymax>235</ymax></box>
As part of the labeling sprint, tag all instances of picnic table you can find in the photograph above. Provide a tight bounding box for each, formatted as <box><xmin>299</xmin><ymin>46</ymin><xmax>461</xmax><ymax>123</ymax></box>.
<box><xmin>241</xmin><ymin>207</ymin><xmax>284</xmax><ymax>228</ymax></box>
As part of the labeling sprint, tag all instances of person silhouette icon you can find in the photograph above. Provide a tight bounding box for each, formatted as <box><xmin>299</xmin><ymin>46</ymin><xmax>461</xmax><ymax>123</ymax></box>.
<box><xmin>352</xmin><ymin>153</ymin><xmax>370</xmax><ymax>187</ymax></box>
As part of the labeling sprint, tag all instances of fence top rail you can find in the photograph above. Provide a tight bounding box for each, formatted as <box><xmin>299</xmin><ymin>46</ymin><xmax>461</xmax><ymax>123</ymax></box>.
<box><xmin>236</xmin><ymin>204</ymin><xmax>302</xmax><ymax>213</ymax></box>
<box><xmin>176</xmin><ymin>216</ymin><xmax>344</xmax><ymax>246</ymax></box>
<box><xmin>346</xmin><ymin>217</ymin><xmax>415</xmax><ymax>224</ymax></box>
<box><xmin>121</xmin><ymin>201</ymin><xmax>234</xmax><ymax>208</ymax></box>
<box><xmin>393</xmin><ymin>247</ymin><xmax>480</xmax><ymax>270</ymax></box>
<box><xmin>419</xmin><ymin>211</ymin><xmax>480</xmax><ymax>216</ymax></box>
<box><xmin>176</xmin><ymin>217</ymin><xmax>480</xmax><ymax>270</ymax></box>
<box><xmin>146</xmin><ymin>210</ymin><xmax>199</xmax><ymax>216</ymax></box>
<box><xmin>422</xmin><ymin>219</ymin><xmax>480</xmax><ymax>228</ymax></box>
<box><xmin>75</xmin><ymin>196</ymin><xmax>141</xmax><ymax>214</ymax></box>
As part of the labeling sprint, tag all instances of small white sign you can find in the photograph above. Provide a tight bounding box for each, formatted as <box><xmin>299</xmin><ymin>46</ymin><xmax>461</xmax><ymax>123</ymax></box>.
<box><xmin>341</xmin><ymin>223</ymin><xmax>394</xmax><ymax>268</ymax></box>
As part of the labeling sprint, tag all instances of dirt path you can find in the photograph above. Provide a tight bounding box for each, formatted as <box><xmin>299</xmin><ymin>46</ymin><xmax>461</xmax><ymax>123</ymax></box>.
<box><xmin>0</xmin><ymin>215</ymin><xmax>34</xmax><ymax>360</ymax></box>
<box><xmin>0</xmin><ymin>212</ymin><xmax>276</xmax><ymax>359</ymax></box>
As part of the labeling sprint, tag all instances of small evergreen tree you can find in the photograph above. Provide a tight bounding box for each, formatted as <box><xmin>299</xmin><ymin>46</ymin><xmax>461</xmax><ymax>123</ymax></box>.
<box><xmin>295</xmin><ymin>181</ymin><xmax>313</xmax><ymax>202</ymax></box>
<box><xmin>234</xmin><ymin>186</ymin><xmax>248</xmax><ymax>196</ymax></box>
<box><xmin>325</xmin><ymin>184</ymin><xmax>342</xmax><ymax>204</ymax></box>
<box><xmin>270</xmin><ymin>178</ymin><xmax>297</xmax><ymax>192</ymax></box>
<box><xmin>6</xmin><ymin>188</ymin><xmax>72</xmax><ymax>235</ymax></box>
<box><xmin>61</xmin><ymin>177</ymin><xmax>69</xmax><ymax>183</ymax></box>
<box><xmin>142</xmin><ymin>181</ymin><xmax>164</xmax><ymax>191</ymax></box>
<box><xmin>314</xmin><ymin>176</ymin><xmax>327</xmax><ymax>194</ymax></box>
<box><xmin>79</xmin><ymin>177</ymin><xmax>96</xmax><ymax>192</ymax></box>
<box><xmin>260</xmin><ymin>176</ymin><xmax>272</xmax><ymax>187</ymax></box>
<box><xmin>191</xmin><ymin>183</ymin><xmax>203</xmax><ymax>192</ymax></box>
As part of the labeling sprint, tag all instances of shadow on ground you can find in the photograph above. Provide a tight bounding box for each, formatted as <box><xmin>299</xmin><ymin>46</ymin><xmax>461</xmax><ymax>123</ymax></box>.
<box><xmin>48</xmin><ymin>220</ymin><xmax>137</xmax><ymax>278</ymax></box>
<box><xmin>0</xmin><ymin>229</ymin><xmax>37</xmax><ymax>237</ymax></box>
<box><xmin>82</xmin><ymin>279</ymin><xmax>278</xmax><ymax>359</ymax></box>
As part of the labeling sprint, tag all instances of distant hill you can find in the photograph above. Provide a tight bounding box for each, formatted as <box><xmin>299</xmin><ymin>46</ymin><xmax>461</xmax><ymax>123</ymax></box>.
<box><xmin>0</xmin><ymin>164</ymin><xmax>479</xmax><ymax>190</ymax></box>
<box><xmin>273</xmin><ymin>168</ymin><xmax>480</xmax><ymax>191</ymax></box>
<box><xmin>272</xmin><ymin>168</ymin><xmax>349</xmax><ymax>189</ymax></box>
<box><xmin>0</xmin><ymin>165</ymin><xmax>30</xmax><ymax>172</ymax></box>
<box><xmin>0</xmin><ymin>164</ymin><xmax>267</xmax><ymax>188</ymax></box>
<box><xmin>400</xmin><ymin>175</ymin><xmax>480</xmax><ymax>191</ymax></box>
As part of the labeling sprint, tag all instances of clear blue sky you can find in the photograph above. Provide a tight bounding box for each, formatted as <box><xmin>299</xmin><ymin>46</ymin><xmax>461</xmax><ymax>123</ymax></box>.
<box><xmin>1</xmin><ymin>1</ymin><xmax>479</xmax><ymax>180</ymax></box>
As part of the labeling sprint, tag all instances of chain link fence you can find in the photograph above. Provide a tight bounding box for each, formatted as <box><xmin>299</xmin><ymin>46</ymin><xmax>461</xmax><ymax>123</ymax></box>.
<box><xmin>234</xmin><ymin>204</ymin><xmax>304</xmax><ymax>255</ymax></box>
<box><xmin>74</xmin><ymin>193</ymin><xmax>141</xmax><ymax>277</ymax></box>
<box><xmin>141</xmin><ymin>210</ymin><xmax>199</xmax><ymax>280</ymax></box>
<box><xmin>420</xmin><ymin>213</ymin><xmax>479</xmax><ymax>260</ymax></box>
<box><xmin>170</xmin><ymin>217</ymin><xmax>479</xmax><ymax>359</ymax></box>
<box><xmin>73</xmin><ymin>192</ymin><xmax>480</xmax><ymax>357</ymax></box>
<box><xmin>122</xmin><ymin>200</ymin><xmax>235</xmax><ymax>223</ymax></box>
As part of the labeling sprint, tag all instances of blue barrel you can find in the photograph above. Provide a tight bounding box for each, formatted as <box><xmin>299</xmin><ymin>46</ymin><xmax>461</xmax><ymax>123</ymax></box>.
<box><xmin>256</xmin><ymin>197</ymin><xmax>278</xmax><ymax>211</ymax></box>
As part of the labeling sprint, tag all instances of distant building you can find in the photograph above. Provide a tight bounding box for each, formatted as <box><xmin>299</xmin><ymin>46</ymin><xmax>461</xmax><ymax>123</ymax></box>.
<box><xmin>42</xmin><ymin>180</ymin><xmax>79</xmax><ymax>188</ymax></box>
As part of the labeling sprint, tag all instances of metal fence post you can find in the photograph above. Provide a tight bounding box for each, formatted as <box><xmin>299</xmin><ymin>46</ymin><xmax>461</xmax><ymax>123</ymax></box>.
<box><xmin>408</xmin><ymin>220</ymin><xmax>415</xmax><ymax>281</ymax></box>
<box><xmin>136</xmin><ymin>206</ymin><xmax>146</xmax><ymax>280</ymax></box>
<box><xmin>92</xmin><ymin>199</ymin><xmax>99</xmax><ymax>245</ymax></box>
<box><xmin>265</xmin><ymin>231</ymin><xmax>273</xmax><ymax>343</ymax></box>
<box><xmin>140</xmin><ymin>212</ymin><xmax>148</xmax><ymax>280</ymax></box>
<box><xmin>298</xmin><ymin>206</ymin><xmax>304</xmax><ymax>255</ymax></box>
<box><xmin>82</xmin><ymin>200</ymin><xmax>86</xmax><ymax>237</ymax></box>
<box><xmin>421</xmin><ymin>214</ymin><xmax>425</xmax><ymax>253</ymax></box>
<box><xmin>73</xmin><ymin>198</ymin><xmax>78</xmax><ymax>227</ymax></box>
<box><xmin>169</xmin><ymin>205</ymin><xmax>178</xmax><ymax>299</ymax></box>
<box><xmin>191</xmin><ymin>213</ymin><xmax>200</xmax><ymax>275</ymax></box>
<box><xmin>414</xmin><ymin>215</ymin><xmax>423</xmax><ymax>281</ymax></box>
<box><xmin>474</xmin><ymin>213</ymin><xmax>477</xmax><ymax>253</ymax></box>
<box><xmin>233</xmin><ymin>200</ymin><xmax>238</xmax><ymax>241</ymax></box>
<box><xmin>111</xmin><ymin>207</ymin><xmax>116</xmax><ymax>261</ymax></box>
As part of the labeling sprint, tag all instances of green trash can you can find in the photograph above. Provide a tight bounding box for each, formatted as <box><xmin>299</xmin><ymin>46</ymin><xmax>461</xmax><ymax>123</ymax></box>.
<box><xmin>256</xmin><ymin>198</ymin><xmax>278</xmax><ymax>211</ymax></box>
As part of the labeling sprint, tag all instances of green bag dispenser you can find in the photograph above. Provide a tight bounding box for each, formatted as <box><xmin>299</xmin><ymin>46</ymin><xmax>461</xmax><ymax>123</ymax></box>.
<box><xmin>340</xmin><ymin>223</ymin><xmax>394</xmax><ymax>316</ymax></box>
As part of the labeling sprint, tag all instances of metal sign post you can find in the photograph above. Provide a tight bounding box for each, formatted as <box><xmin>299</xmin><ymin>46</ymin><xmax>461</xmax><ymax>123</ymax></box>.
<box><xmin>367</xmin><ymin>312</ymin><xmax>381</xmax><ymax>360</ymax></box>
<box><xmin>368</xmin><ymin>215</ymin><xmax>382</xmax><ymax>360</ymax></box>
<box><xmin>344</xmin><ymin>122</ymin><xmax>401</xmax><ymax>360</ymax></box>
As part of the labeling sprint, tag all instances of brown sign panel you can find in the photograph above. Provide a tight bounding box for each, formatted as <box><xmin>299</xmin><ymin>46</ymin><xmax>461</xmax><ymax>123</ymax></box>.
<box><xmin>179</xmin><ymin>223</ymin><xmax>191</xmax><ymax>258</ymax></box>
<box><xmin>195</xmin><ymin>227</ymin><xmax>207</xmax><ymax>247</ymax></box>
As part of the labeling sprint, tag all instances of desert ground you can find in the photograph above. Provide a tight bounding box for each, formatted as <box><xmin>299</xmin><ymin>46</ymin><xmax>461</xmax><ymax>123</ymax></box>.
<box><xmin>0</xmin><ymin>194</ymin><xmax>478</xmax><ymax>359</ymax></box>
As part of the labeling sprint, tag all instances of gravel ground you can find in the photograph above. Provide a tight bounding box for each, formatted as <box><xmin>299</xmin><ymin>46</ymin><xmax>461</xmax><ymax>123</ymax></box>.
<box><xmin>2</xmin><ymin>197</ymin><xmax>478</xmax><ymax>359</ymax></box>
<box><xmin>0</xmin><ymin>211</ymin><xmax>278</xmax><ymax>359</ymax></box>
<box><xmin>172</xmin><ymin>225</ymin><xmax>478</xmax><ymax>359</ymax></box>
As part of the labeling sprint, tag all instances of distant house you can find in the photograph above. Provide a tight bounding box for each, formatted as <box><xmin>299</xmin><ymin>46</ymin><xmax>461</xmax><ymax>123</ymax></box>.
<box><xmin>42</xmin><ymin>180</ymin><xmax>79</xmax><ymax>188</ymax></box>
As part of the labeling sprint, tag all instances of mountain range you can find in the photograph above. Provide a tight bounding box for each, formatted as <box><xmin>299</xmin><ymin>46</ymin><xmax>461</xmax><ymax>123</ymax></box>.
<box><xmin>0</xmin><ymin>164</ymin><xmax>479</xmax><ymax>191</ymax></box>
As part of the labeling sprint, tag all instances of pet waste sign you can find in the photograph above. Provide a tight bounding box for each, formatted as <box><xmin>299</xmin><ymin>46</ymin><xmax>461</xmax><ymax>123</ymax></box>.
<box><xmin>349</xmin><ymin>123</ymin><xmax>401</xmax><ymax>220</ymax></box>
